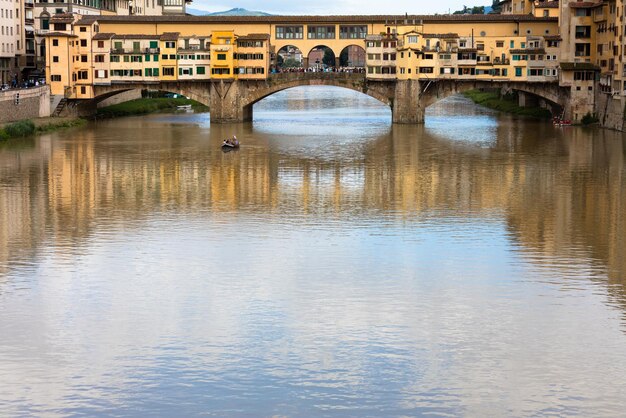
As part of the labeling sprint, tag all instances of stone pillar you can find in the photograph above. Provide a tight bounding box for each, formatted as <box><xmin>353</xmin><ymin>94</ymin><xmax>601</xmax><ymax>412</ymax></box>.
<box><xmin>518</xmin><ymin>91</ymin><xmax>527</xmax><ymax>107</ymax></box>
<box><xmin>209</xmin><ymin>80</ymin><xmax>253</xmax><ymax>123</ymax></box>
<box><xmin>392</xmin><ymin>79</ymin><xmax>424</xmax><ymax>124</ymax></box>
<box><xmin>335</xmin><ymin>57</ymin><xmax>341</xmax><ymax>69</ymax></box>
<box><xmin>303</xmin><ymin>57</ymin><xmax>309</xmax><ymax>69</ymax></box>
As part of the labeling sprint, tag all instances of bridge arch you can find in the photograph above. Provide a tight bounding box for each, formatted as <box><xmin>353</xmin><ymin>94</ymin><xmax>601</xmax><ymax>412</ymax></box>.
<box><xmin>306</xmin><ymin>45</ymin><xmax>338</xmax><ymax>70</ymax></box>
<box><xmin>419</xmin><ymin>80</ymin><xmax>567</xmax><ymax>116</ymax></box>
<box><xmin>276</xmin><ymin>45</ymin><xmax>304</xmax><ymax>70</ymax></box>
<box><xmin>339</xmin><ymin>45</ymin><xmax>366</xmax><ymax>68</ymax></box>
<box><xmin>241</xmin><ymin>73</ymin><xmax>393</xmax><ymax>113</ymax></box>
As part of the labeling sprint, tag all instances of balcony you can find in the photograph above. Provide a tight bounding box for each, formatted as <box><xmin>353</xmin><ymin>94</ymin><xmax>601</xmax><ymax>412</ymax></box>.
<box><xmin>493</xmin><ymin>58</ymin><xmax>511</xmax><ymax>65</ymax></box>
<box><xmin>110</xmin><ymin>48</ymin><xmax>159</xmax><ymax>54</ymax></box>
<box><xmin>24</xmin><ymin>0</ymin><xmax>34</xmax><ymax>7</ymax></box>
<box><xmin>25</xmin><ymin>18</ymin><xmax>35</xmax><ymax>25</ymax></box>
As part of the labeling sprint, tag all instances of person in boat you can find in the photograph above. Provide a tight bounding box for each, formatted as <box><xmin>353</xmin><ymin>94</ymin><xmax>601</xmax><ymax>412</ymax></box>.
<box><xmin>232</xmin><ymin>135</ymin><xmax>238</xmax><ymax>146</ymax></box>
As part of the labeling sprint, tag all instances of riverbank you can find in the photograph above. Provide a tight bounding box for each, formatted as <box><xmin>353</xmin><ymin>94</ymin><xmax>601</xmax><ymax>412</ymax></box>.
<box><xmin>0</xmin><ymin>117</ymin><xmax>86</xmax><ymax>141</ymax></box>
<box><xmin>96</xmin><ymin>97</ymin><xmax>208</xmax><ymax>118</ymax></box>
<box><xmin>463</xmin><ymin>90</ymin><xmax>552</xmax><ymax>119</ymax></box>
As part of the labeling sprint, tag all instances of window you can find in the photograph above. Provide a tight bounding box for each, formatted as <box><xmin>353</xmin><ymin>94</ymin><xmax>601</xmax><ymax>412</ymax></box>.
<box><xmin>407</xmin><ymin>35</ymin><xmax>418</xmax><ymax>44</ymax></box>
<box><xmin>212</xmin><ymin>68</ymin><xmax>231</xmax><ymax>75</ymax></box>
<box><xmin>81</xmin><ymin>55</ymin><xmax>88</xmax><ymax>63</ymax></box>
<box><xmin>339</xmin><ymin>25</ymin><xmax>367</xmax><ymax>39</ymax></box>
<box><xmin>78</xmin><ymin>70</ymin><xmax>88</xmax><ymax>80</ymax></box>
<box><xmin>114</xmin><ymin>41</ymin><xmax>122</xmax><ymax>50</ymax></box>
<box><xmin>95</xmin><ymin>55</ymin><xmax>105</xmax><ymax>63</ymax></box>
<box><xmin>163</xmin><ymin>67</ymin><xmax>175</xmax><ymax>76</ymax></box>
<box><xmin>111</xmin><ymin>56</ymin><xmax>120</xmax><ymax>62</ymax></box>
<box><xmin>97</xmin><ymin>41</ymin><xmax>104</xmax><ymax>48</ymax></box>
<box><xmin>52</xmin><ymin>39</ymin><xmax>59</xmax><ymax>47</ymax></box>
<box><xmin>496</xmin><ymin>41</ymin><xmax>504</xmax><ymax>48</ymax></box>
<box><xmin>154</xmin><ymin>55</ymin><xmax>159</xmax><ymax>61</ymax></box>
<box><xmin>217</xmin><ymin>53</ymin><xmax>226</xmax><ymax>60</ymax></box>
<box><xmin>165</xmin><ymin>41</ymin><xmax>176</xmax><ymax>48</ymax></box>
<box><xmin>131</xmin><ymin>56</ymin><xmax>142</xmax><ymax>62</ymax></box>
<box><xmin>162</xmin><ymin>54</ymin><xmax>168</xmax><ymax>60</ymax></box>
<box><xmin>123</xmin><ymin>56</ymin><xmax>129</xmax><ymax>62</ymax></box>
<box><xmin>169</xmin><ymin>54</ymin><xmax>176</xmax><ymax>60</ymax></box>
<box><xmin>575</xmin><ymin>43</ymin><xmax>591</xmax><ymax>57</ymax></box>
<box><xmin>80</xmin><ymin>27</ymin><xmax>86</xmax><ymax>32</ymax></box>
<box><xmin>276</xmin><ymin>26</ymin><xmax>303</xmax><ymax>39</ymax></box>
<box><xmin>42</xmin><ymin>19</ymin><xmax>49</xmax><ymax>30</ymax></box>
<box><xmin>80</xmin><ymin>39</ymin><xmax>87</xmax><ymax>47</ymax></box>
<box><xmin>307</xmin><ymin>25</ymin><xmax>335</xmax><ymax>39</ymax></box>
<box><xmin>94</xmin><ymin>69</ymin><xmax>108</xmax><ymax>78</ymax></box>
<box><xmin>197</xmin><ymin>66</ymin><xmax>205</xmax><ymax>75</ymax></box>
<box><xmin>515</xmin><ymin>67</ymin><xmax>523</xmax><ymax>77</ymax></box>
<box><xmin>510</xmin><ymin>40</ymin><xmax>514</xmax><ymax>48</ymax></box>
<box><xmin>150</xmin><ymin>41</ymin><xmax>158</xmax><ymax>49</ymax></box>
<box><xmin>51</xmin><ymin>75</ymin><xmax>61</xmax><ymax>82</ymax></box>
<box><xmin>80</xmin><ymin>87</ymin><xmax>86</xmax><ymax>94</ymax></box>
<box><xmin>52</xmin><ymin>56</ymin><xmax>59</xmax><ymax>63</ymax></box>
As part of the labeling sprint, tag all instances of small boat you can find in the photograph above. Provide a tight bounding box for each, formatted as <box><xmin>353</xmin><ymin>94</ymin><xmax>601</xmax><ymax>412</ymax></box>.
<box><xmin>176</xmin><ymin>104</ymin><xmax>192</xmax><ymax>110</ymax></box>
<box><xmin>222</xmin><ymin>139</ymin><xmax>240</xmax><ymax>149</ymax></box>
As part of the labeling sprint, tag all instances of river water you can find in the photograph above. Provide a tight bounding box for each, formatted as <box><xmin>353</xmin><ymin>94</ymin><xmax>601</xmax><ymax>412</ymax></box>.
<box><xmin>1</xmin><ymin>87</ymin><xmax>625</xmax><ymax>416</ymax></box>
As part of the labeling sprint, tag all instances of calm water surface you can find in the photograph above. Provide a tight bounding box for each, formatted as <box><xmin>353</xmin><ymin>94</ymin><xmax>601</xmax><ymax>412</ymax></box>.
<box><xmin>1</xmin><ymin>87</ymin><xmax>626</xmax><ymax>416</ymax></box>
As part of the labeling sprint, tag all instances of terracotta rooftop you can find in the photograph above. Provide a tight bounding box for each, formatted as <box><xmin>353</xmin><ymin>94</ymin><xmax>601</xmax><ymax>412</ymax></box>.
<box><xmin>76</xmin><ymin>14</ymin><xmax>558</xmax><ymax>25</ymax></box>
<box><xmin>422</xmin><ymin>33</ymin><xmax>459</xmax><ymax>39</ymax></box>
<box><xmin>568</xmin><ymin>2</ymin><xmax>602</xmax><ymax>8</ymax></box>
<box><xmin>92</xmin><ymin>32</ymin><xmax>115</xmax><ymax>40</ymax></box>
<box><xmin>111</xmin><ymin>34</ymin><xmax>160</xmax><ymax>40</ymax></box>
<box><xmin>42</xmin><ymin>32</ymin><xmax>78</xmax><ymax>37</ymax></box>
<box><xmin>237</xmin><ymin>33</ymin><xmax>271</xmax><ymax>40</ymax></box>
<box><xmin>160</xmin><ymin>32</ymin><xmax>180</xmax><ymax>41</ymax></box>
<box><xmin>50</xmin><ymin>13</ymin><xmax>75</xmax><ymax>24</ymax></box>
<box><xmin>536</xmin><ymin>1</ymin><xmax>559</xmax><ymax>8</ymax></box>
<box><xmin>560</xmin><ymin>62</ymin><xmax>600</xmax><ymax>71</ymax></box>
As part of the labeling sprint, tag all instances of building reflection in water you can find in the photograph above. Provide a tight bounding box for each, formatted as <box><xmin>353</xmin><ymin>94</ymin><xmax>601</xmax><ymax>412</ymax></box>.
<box><xmin>0</xmin><ymin>91</ymin><xmax>624</xmax><ymax>311</ymax></box>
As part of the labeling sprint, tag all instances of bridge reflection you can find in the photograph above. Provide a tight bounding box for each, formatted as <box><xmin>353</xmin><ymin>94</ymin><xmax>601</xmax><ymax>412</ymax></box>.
<box><xmin>0</xmin><ymin>119</ymin><xmax>624</xmax><ymax>318</ymax></box>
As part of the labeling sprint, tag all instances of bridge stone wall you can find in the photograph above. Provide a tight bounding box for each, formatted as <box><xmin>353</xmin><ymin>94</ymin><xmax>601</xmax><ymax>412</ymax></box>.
<box><xmin>89</xmin><ymin>75</ymin><xmax>570</xmax><ymax>125</ymax></box>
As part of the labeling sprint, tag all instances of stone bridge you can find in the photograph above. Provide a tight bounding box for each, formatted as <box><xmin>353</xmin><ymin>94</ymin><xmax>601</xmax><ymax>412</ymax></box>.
<box><xmin>89</xmin><ymin>72</ymin><xmax>571</xmax><ymax>123</ymax></box>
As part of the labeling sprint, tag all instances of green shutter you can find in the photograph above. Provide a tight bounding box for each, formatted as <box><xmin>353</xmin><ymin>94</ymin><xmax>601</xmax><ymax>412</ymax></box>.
<box><xmin>154</xmin><ymin>55</ymin><xmax>159</xmax><ymax>62</ymax></box>
<box><xmin>145</xmin><ymin>68</ymin><xmax>150</xmax><ymax>77</ymax></box>
<box><xmin>150</xmin><ymin>41</ymin><xmax>158</xmax><ymax>48</ymax></box>
<box><xmin>123</xmin><ymin>56</ymin><xmax>129</xmax><ymax>62</ymax></box>
<box><xmin>145</xmin><ymin>55</ymin><xmax>150</xmax><ymax>62</ymax></box>
<box><xmin>179</xmin><ymin>68</ymin><xmax>182</xmax><ymax>75</ymax></box>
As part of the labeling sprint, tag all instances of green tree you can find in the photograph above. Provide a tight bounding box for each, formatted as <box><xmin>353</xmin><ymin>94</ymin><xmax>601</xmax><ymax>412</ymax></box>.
<box><xmin>322</xmin><ymin>48</ymin><xmax>335</xmax><ymax>67</ymax></box>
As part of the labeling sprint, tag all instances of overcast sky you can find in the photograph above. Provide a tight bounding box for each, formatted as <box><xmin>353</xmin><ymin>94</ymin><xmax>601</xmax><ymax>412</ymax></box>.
<box><xmin>191</xmin><ymin>0</ymin><xmax>494</xmax><ymax>15</ymax></box>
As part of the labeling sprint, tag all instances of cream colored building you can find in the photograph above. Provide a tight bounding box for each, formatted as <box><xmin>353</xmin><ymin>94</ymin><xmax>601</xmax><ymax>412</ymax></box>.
<box><xmin>0</xmin><ymin>0</ymin><xmax>24</xmax><ymax>84</ymax></box>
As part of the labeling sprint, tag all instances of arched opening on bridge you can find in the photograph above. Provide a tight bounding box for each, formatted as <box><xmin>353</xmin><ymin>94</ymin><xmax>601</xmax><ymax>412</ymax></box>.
<box><xmin>339</xmin><ymin>45</ymin><xmax>366</xmax><ymax>71</ymax></box>
<box><xmin>252</xmin><ymin>86</ymin><xmax>391</xmax><ymax>124</ymax></box>
<box><xmin>276</xmin><ymin>45</ymin><xmax>304</xmax><ymax>72</ymax></box>
<box><xmin>307</xmin><ymin>46</ymin><xmax>336</xmax><ymax>71</ymax></box>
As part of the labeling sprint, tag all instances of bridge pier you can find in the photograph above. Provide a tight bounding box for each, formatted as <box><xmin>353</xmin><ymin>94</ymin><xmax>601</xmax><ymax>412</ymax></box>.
<box><xmin>209</xmin><ymin>80</ymin><xmax>253</xmax><ymax>123</ymax></box>
<box><xmin>392</xmin><ymin>79</ymin><xmax>425</xmax><ymax>124</ymax></box>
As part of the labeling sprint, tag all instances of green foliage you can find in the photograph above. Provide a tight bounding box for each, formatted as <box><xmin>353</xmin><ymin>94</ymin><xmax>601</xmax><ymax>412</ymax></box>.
<box><xmin>37</xmin><ymin>119</ymin><xmax>86</xmax><ymax>132</ymax></box>
<box><xmin>453</xmin><ymin>4</ymin><xmax>485</xmax><ymax>14</ymax></box>
<box><xmin>1</xmin><ymin>118</ymin><xmax>88</xmax><ymax>141</ymax></box>
<box><xmin>281</xmin><ymin>58</ymin><xmax>302</xmax><ymax>68</ymax></box>
<box><xmin>581</xmin><ymin>112</ymin><xmax>599</xmax><ymax>125</ymax></box>
<box><xmin>463</xmin><ymin>89</ymin><xmax>552</xmax><ymax>119</ymax></box>
<box><xmin>97</xmin><ymin>97</ymin><xmax>208</xmax><ymax>118</ymax></box>
<box><xmin>3</xmin><ymin>120</ymin><xmax>36</xmax><ymax>138</ymax></box>
<box><xmin>322</xmin><ymin>48</ymin><xmax>335</xmax><ymax>67</ymax></box>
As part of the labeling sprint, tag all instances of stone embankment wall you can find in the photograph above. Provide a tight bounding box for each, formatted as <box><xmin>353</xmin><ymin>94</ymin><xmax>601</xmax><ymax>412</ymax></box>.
<box><xmin>595</xmin><ymin>91</ymin><xmax>625</xmax><ymax>131</ymax></box>
<box><xmin>0</xmin><ymin>86</ymin><xmax>50</xmax><ymax>123</ymax></box>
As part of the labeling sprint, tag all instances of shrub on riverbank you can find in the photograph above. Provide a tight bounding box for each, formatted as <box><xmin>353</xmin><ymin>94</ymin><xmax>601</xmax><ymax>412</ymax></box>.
<box><xmin>463</xmin><ymin>89</ymin><xmax>552</xmax><ymax>119</ymax></box>
<box><xmin>96</xmin><ymin>98</ymin><xmax>208</xmax><ymax>118</ymax></box>
<box><xmin>0</xmin><ymin>120</ymin><xmax>35</xmax><ymax>140</ymax></box>
<box><xmin>0</xmin><ymin>118</ymin><xmax>87</xmax><ymax>141</ymax></box>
